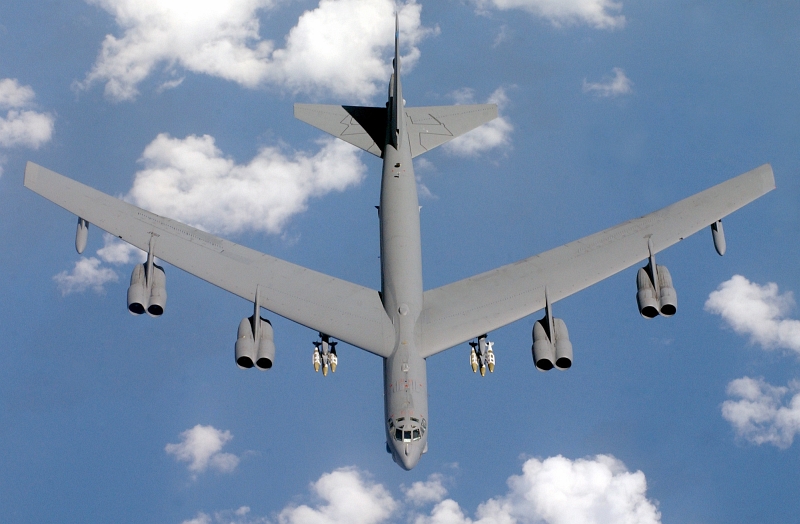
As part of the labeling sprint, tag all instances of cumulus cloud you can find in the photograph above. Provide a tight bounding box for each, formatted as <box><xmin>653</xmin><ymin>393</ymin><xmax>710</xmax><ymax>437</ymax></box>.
<box><xmin>443</xmin><ymin>87</ymin><xmax>513</xmax><ymax>157</ymax></box>
<box><xmin>53</xmin><ymin>234</ymin><xmax>144</xmax><ymax>295</ymax></box>
<box><xmin>582</xmin><ymin>67</ymin><xmax>632</xmax><ymax>97</ymax></box>
<box><xmin>80</xmin><ymin>0</ymin><xmax>435</xmax><ymax>101</ymax></box>
<box><xmin>53</xmin><ymin>257</ymin><xmax>119</xmax><ymax>295</ymax></box>
<box><xmin>0</xmin><ymin>78</ymin><xmax>36</xmax><ymax>108</ymax></box>
<box><xmin>278</xmin><ymin>468</ymin><xmax>397</xmax><ymax>524</ymax></box>
<box><xmin>182</xmin><ymin>507</ymin><xmax>265</xmax><ymax>524</ymax></box>
<box><xmin>165</xmin><ymin>424</ymin><xmax>240</xmax><ymax>477</ymax></box>
<box><xmin>125</xmin><ymin>133</ymin><xmax>366</xmax><ymax>235</ymax></box>
<box><xmin>722</xmin><ymin>376</ymin><xmax>800</xmax><ymax>448</ymax></box>
<box><xmin>475</xmin><ymin>0</ymin><xmax>625</xmax><ymax>30</ymax></box>
<box><xmin>403</xmin><ymin>474</ymin><xmax>448</xmax><ymax>506</ymax></box>
<box><xmin>416</xmin><ymin>455</ymin><xmax>660</xmax><ymax>524</ymax></box>
<box><xmin>185</xmin><ymin>457</ymin><xmax>659</xmax><ymax>524</ymax></box>
<box><xmin>0</xmin><ymin>79</ymin><xmax>54</xmax><ymax>173</ymax></box>
<box><xmin>705</xmin><ymin>275</ymin><xmax>800</xmax><ymax>353</ymax></box>
<box><xmin>53</xmin><ymin>133</ymin><xmax>365</xmax><ymax>293</ymax></box>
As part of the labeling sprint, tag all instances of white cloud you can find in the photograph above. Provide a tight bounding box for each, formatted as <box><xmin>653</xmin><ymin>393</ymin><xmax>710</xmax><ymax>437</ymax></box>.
<box><xmin>416</xmin><ymin>455</ymin><xmax>660</xmax><ymax>524</ymax></box>
<box><xmin>443</xmin><ymin>87</ymin><xmax>513</xmax><ymax>157</ymax></box>
<box><xmin>722</xmin><ymin>376</ymin><xmax>800</xmax><ymax>449</ymax></box>
<box><xmin>96</xmin><ymin>233</ymin><xmax>146</xmax><ymax>264</ymax></box>
<box><xmin>53</xmin><ymin>234</ymin><xmax>145</xmax><ymax>295</ymax></box>
<box><xmin>182</xmin><ymin>514</ymin><xmax>212</xmax><ymax>524</ymax></box>
<box><xmin>125</xmin><ymin>133</ymin><xmax>366</xmax><ymax>235</ymax></box>
<box><xmin>404</xmin><ymin>474</ymin><xmax>448</xmax><ymax>506</ymax></box>
<box><xmin>53</xmin><ymin>133</ymin><xmax>365</xmax><ymax>293</ymax></box>
<box><xmin>182</xmin><ymin>507</ymin><xmax>266</xmax><ymax>524</ymax></box>
<box><xmin>476</xmin><ymin>0</ymin><xmax>625</xmax><ymax>30</ymax></box>
<box><xmin>0</xmin><ymin>78</ymin><xmax>36</xmax><ymax>108</ymax></box>
<box><xmin>0</xmin><ymin>78</ymin><xmax>54</xmax><ymax>152</ymax></box>
<box><xmin>165</xmin><ymin>424</ymin><xmax>240</xmax><ymax>477</ymax></box>
<box><xmin>705</xmin><ymin>275</ymin><xmax>800</xmax><ymax>353</ymax></box>
<box><xmin>278</xmin><ymin>468</ymin><xmax>397</xmax><ymax>524</ymax></box>
<box><xmin>53</xmin><ymin>257</ymin><xmax>119</xmax><ymax>295</ymax></box>
<box><xmin>189</xmin><ymin>457</ymin><xmax>658</xmax><ymax>524</ymax></box>
<box><xmin>582</xmin><ymin>67</ymin><xmax>632</xmax><ymax>98</ymax></box>
<box><xmin>80</xmin><ymin>0</ymin><xmax>435</xmax><ymax>102</ymax></box>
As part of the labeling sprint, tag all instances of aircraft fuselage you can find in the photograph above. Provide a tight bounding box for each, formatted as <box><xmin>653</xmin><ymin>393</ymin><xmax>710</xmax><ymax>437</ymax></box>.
<box><xmin>380</xmin><ymin>74</ymin><xmax>428</xmax><ymax>470</ymax></box>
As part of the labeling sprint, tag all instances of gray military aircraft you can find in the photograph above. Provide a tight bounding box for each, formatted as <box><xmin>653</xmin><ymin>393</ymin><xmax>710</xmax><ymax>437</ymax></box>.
<box><xmin>24</xmin><ymin>19</ymin><xmax>774</xmax><ymax>470</ymax></box>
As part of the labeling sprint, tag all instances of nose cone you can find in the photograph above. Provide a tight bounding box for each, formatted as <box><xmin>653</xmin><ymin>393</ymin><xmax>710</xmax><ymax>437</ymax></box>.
<box><xmin>392</xmin><ymin>441</ymin><xmax>423</xmax><ymax>470</ymax></box>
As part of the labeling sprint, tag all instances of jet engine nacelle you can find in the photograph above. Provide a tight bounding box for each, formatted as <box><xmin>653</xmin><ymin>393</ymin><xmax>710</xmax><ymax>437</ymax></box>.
<box><xmin>127</xmin><ymin>264</ymin><xmax>147</xmax><ymax>315</ymax></box>
<box><xmin>147</xmin><ymin>264</ymin><xmax>167</xmax><ymax>316</ymax></box>
<box><xmin>532</xmin><ymin>317</ymin><xmax>572</xmax><ymax>371</ymax></box>
<box><xmin>636</xmin><ymin>264</ymin><xmax>677</xmax><ymax>318</ymax></box>
<box><xmin>126</xmin><ymin>263</ymin><xmax>167</xmax><ymax>316</ymax></box>
<box><xmin>235</xmin><ymin>316</ymin><xmax>275</xmax><ymax>370</ymax></box>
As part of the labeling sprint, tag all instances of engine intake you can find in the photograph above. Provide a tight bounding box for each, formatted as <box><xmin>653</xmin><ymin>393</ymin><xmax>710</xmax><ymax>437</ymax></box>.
<box><xmin>235</xmin><ymin>316</ymin><xmax>275</xmax><ymax>370</ymax></box>
<box><xmin>236</xmin><ymin>285</ymin><xmax>276</xmax><ymax>370</ymax></box>
<box><xmin>532</xmin><ymin>317</ymin><xmax>572</xmax><ymax>371</ymax></box>
<box><xmin>531</xmin><ymin>293</ymin><xmax>572</xmax><ymax>371</ymax></box>
<box><xmin>636</xmin><ymin>263</ymin><xmax>677</xmax><ymax>318</ymax></box>
<box><xmin>126</xmin><ymin>236</ymin><xmax>167</xmax><ymax>317</ymax></box>
<box><xmin>127</xmin><ymin>263</ymin><xmax>167</xmax><ymax>316</ymax></box>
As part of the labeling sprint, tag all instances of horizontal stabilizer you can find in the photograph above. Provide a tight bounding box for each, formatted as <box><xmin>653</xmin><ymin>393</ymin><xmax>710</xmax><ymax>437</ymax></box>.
<box><xmin>405</xmin><ymin>104</ymin><xmax>498</xmax><ymax>158</ymax></box>
<box><xmin>294</xmin><ymin>104</ymin><xmax>386</xmax><ymax>157</ymax></box>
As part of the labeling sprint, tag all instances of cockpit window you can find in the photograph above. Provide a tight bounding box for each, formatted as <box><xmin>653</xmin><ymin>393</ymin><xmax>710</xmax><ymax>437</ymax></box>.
<box><xmin>391</xmin><ymin>416</ymin><xmax>426</xmax><ymax>442</ymax></box>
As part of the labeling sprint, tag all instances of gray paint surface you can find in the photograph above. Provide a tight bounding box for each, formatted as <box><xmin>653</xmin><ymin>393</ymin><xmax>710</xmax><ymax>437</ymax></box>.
<box><xmin>24</xmin><ymin>24</ymin><xmax>775</xmax><ymax>470</ymax></box>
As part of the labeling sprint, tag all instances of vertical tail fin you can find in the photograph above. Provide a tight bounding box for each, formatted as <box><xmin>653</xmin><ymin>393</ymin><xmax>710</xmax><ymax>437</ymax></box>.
<box><xmin>390</xmin><ymin>12</ymin><xmax>403</xmax><ymax>149</ymax></box>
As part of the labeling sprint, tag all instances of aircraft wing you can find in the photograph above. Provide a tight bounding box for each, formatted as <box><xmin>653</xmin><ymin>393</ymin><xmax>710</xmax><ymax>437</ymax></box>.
<box><xmin>419</xmin><ymin>164</ymin><xmax>775</xmax><ymax>358</ymax></box>
<box><xmin>405</xmin><ymin>104</ymin><xmax>498</xmax><ymax>158</ymax></box>
<box><xmin>24</xmin><ymin>162</ymin><xmax>395</xmax><ymax>358</ymax></box>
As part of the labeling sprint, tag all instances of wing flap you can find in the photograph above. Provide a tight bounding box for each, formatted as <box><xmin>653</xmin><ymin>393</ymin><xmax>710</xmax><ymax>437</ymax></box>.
<box><xmin>420</xmin><ymin>164</ymin><xmax>775</xmax><ymax>357</ymax></box>
<box><xmin>405</xmin><ymin>104</ymin><xmax>498</xmax><ymax>158</ymax></box>
<box><xmin>24</xmin><ymin>162</ymin><xmax>395</xmax><ymax>357</ymax></box>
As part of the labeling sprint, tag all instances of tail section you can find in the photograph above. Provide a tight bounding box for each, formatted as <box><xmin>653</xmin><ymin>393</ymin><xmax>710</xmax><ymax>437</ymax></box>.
<box><xmin>404</xmin><ymin>104</ymin><xmax>498</xmax><ymax>158</ymax></box>
<box><xmin>294</xmin><ymin>14</ymin><xmax>498</xmax><ymax>159</ymax></box>
<box><xmin>294</xmin><ymin>104</ymin><xmax>387</xmax><ymax>157</ymax></box>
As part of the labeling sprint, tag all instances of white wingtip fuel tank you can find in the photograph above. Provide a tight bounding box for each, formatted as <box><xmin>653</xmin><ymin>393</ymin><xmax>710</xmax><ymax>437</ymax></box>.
<box><xmin>711</xmin><ymin>220</ymin><xmax>726</xmax><ymax>256</ymax></box>
<box><xmin>75</xmin><ymin>217</ymin><xmax>89</xmax><ymax>254</ymax></box>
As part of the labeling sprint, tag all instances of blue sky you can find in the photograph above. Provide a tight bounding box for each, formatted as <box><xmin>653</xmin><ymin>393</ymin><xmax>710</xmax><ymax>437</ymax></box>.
<box><xmin>1</xmin><ymin>1</ymin><xmax>800</xmax><ymax>522</ymax></box>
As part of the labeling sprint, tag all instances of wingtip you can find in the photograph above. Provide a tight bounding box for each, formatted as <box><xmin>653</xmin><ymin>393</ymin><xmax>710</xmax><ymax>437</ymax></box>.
<box><xmin>759</xmin><ymin>163</ymin><xmax>776</xmax><ymax>190</ymax></box>
<box><xmin>23</xmin><ymin>161</ymin><xmax>38</xmax><ymax>188</ymax></box>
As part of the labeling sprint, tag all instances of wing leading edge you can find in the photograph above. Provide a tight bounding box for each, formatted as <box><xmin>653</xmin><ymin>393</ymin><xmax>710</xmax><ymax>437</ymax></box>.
<box><xmin>420</xmin><ymin>164</ymin><xmax>775</xmax><ymax>358</ymax></box>
<box><xmin>24</xmin><ymin>162</ymin><xmax>395</xmax><ymax>357</ymax></box>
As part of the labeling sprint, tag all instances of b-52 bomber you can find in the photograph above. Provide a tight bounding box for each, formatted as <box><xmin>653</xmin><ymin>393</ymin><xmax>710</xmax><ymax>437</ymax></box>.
<box><xmin>25</xmin><ymin>20</ymin><xmax>774</xmax><ymax>470</ymax></box>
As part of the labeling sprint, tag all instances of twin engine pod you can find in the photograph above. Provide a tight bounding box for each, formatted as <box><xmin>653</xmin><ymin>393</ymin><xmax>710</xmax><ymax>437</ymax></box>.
<box><xmin>636</xmin><ymin>237</ymin><xmax>678</xmax><ymax>319</ymax></box>
<box><xmin>235</xmin><ymin>315</ymin><xmax>276</xmax><ymax>370</ymax></box>
<box><xmin>127</xmin><ymin>263</ymin><xmax>167</xmax><ymax>316</ymax></box>
<box><xmin>532</xmin><ymin>317</ymin><xmax>572</xmax><ymax>371</ymax></box>
<box><xmin>636</xmin><ymin>263</ymin><xmax>677</xmax><ymax>318</ymax></box>
<box><xmin>531</xmin><ymin>292</ymin><xmax>572</xmax><ymax>371</ymax></box>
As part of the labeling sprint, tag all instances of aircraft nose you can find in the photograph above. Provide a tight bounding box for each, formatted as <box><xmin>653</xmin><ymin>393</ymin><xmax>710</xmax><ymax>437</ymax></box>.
<box><xmin>398</xmin><ymin>443</ymin><xmax>421</xmax><ymax>470</ymax></box>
